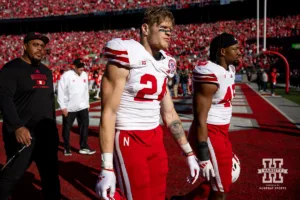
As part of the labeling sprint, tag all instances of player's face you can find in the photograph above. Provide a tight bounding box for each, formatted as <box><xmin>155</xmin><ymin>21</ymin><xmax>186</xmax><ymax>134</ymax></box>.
<box><xmin>224</xmin><ymin>43</ymin><xmax>241</xmax><ymax>66</ymax></box>
<box><xmin>24</xmin><ymin>39</ymin><xmax>46</xmax><ymax>62</ymax></box>
<box><xmin>147</xmin><ymin>19</ymin><xmax>173</xmax><ymax>51</ymax></box>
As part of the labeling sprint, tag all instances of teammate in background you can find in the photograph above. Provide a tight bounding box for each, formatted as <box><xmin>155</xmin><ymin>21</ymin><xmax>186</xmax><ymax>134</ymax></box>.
<box><xmin>188</xmin><ymin>33</ymin><xmax>242</xmax><ymax>200</ymax></box>
<box><xmin>95</xmin><ymin>7</ymin><xmax>200</xmax><ymax>200</ymax></box>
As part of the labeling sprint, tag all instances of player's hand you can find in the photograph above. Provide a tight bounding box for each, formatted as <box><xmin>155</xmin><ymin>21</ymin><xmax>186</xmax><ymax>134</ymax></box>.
<box><xmin>95</xmin><ymin>169</ymin><xmax>116</xmax><ymax>200</ymax></box>
<box><xmin>15</xmin><ymin>127</ymin><xmax>32</xmax><ymax>147</ymax></box>
<box><xmin>62</xmin><ymin>108</ymin><xmax>68</xmax><ymax>117</ymax></box>
<box><xmin>199</xmin><ymin>160</ymin><xmax>215</xmax><ymax>181</ymax></box>
<box><xmin>186</xmin><ymin>153</ymin><xmax>200</xmax><ymax>184</ymax></box>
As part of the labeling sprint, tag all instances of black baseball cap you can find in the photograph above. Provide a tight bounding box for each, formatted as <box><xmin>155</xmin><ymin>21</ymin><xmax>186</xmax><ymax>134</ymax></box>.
<box><xmin>209</xmin><ymin>33</ymin><xmax>238</xmax><ymax>60</ymax></box>
<box><xmin>24</xmin><ymin>32</ymin><xmax>50</xmax><ymax>44</ymax></box>
<box><xmin>73</xmin><ymin>58</ymin><xmax>84</xmax><ymax>68</ymax></box>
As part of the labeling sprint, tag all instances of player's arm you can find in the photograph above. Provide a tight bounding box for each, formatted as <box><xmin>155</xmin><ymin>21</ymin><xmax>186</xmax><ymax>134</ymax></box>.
<box><xmin>193</xmin><ymin>82</ymin><xmax>217</xmax><ymax>143</ymax></box>
<box><xmin>160</xmin><ymin>88</ymin><xmax>200</xmax><ymax>184</ymax></box>
<box><xmin>160</xmin><ymin>88</ymin><xmax>191</xmax><ymax>151</ymax></box>
<box><xmin>193</xmin><ymin>82</ymin><xmax>218</xmax><ymax>181</ymax></box>
<box><xmin>0</xmin><ymin>66</ymin><xmax>32</xmax><ymax>146</ymax></box>
<box><xmin>99</xmin><ymin>62</ymin><xmax>129</xmax><ymax>169</ymax></box>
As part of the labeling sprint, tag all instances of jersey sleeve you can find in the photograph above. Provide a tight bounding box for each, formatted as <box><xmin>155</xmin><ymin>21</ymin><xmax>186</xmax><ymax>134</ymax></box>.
<box><xmin>192</xmin><ymin>64</ymin><xmax>219</xmax><ymax>86</ymax></box>
<box><xmin>103</xmin><ymin>38</ymin><xmax>130</xmax><ymax>68</ymax></box>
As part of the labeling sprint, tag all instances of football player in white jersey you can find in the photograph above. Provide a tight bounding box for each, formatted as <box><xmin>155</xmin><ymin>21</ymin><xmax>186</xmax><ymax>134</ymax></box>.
<box><xmin>95</xmin><ymin>7</ymin><xmax>200</xmax><ymax>200</ymax></box>
<box><xmin>187</xmin><ymin>33</ymin><xmax>242</xmax><ymax>200</ymax></box>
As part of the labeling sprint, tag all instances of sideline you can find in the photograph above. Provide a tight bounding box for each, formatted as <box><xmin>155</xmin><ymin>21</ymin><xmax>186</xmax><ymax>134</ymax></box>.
<box><xmin>246</xmin><ymin>83</ymin><xmax>300</xmax><ymax>129</ymax></box>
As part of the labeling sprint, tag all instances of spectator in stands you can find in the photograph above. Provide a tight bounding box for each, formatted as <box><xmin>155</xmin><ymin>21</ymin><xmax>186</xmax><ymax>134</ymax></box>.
<box><xmin>173</xmin><ymin>70</ymin><xmax>180</xmax><ymax>98</ymax></box>
<box><xmin>0</xmin><ymin>32</ymin><xmax>61</xmax><ymax>200</ymax></box>
<box><xmin>57</xmin><ymin>58</ymin><xmax>96</xmax><ymax>156</ymax></box>
<box><xmin>179</xmin><ymin>68</ymin><xmax>189</xmax><ymax>96</ymax></box>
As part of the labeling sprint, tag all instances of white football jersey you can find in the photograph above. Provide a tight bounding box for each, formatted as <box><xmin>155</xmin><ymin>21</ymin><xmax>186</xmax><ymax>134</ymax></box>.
<box><xmin>104</xmin><ymin>38</ymin><xmax>176</xmax><ymax>130</ymax></box>
<box><xmin>193</xmin><ymin>61</ymin><xmax>235</xmax><ymax>125</ymax></box>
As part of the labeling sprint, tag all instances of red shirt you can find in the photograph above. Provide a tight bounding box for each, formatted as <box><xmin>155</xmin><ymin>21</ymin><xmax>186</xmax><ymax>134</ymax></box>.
<box><xmin>271</xmin><ymin>72</ymin><xmax>277</xmax><ymax>83</ymax></box>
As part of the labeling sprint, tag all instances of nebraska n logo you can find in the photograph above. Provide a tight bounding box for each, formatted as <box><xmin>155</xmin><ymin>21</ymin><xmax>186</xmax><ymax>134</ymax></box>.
<box><xmin>123</xmin><ymin>137</ymin><xmax>130</xmax><ymax>147</ymax></box>
<box><xmin>258</xmin><ymin>158</ymin><xmax>288</xmax><ymax>183</ymax></box>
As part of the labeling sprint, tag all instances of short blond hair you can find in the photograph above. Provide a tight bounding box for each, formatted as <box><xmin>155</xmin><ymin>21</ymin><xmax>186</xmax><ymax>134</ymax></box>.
<box><xmin>142</xmin><ymin>7</ymin><xmax>175</xmax><ymax>27</ymax></box>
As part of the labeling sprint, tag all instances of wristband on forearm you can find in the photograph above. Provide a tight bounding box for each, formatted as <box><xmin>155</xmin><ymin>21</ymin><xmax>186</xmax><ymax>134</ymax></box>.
<box><xmin>180</xmin><ymin>143</ymin><xmax>194</xmax><ymax>156</ymax></box>
<box><xmin>101</xmin><ymin>153</ymin><xmax>113</xmax><ymax>170</ymax></box>
<box><xmin>197</xmin><ymin>141</ymin><xmax>210</xmax><ymax>161</ymax></box>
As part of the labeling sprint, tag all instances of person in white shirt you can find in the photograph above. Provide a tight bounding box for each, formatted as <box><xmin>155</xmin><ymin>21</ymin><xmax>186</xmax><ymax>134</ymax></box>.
<box><xmin>262</xmin><ymin>69</ymin><xmax>268</xmax><ymax>92</ymax></box>
<box><xmin>57</xmin><ymin>58</ymin><xmax>96</xmax><ymax>156</ymax></box>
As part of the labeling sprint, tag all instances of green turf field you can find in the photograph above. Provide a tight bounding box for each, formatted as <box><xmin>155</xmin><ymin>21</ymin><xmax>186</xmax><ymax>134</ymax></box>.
<box><xmin>275</xmin><ymin>87</ymin><xmax>300</xmax><ymax>105</ymax></box>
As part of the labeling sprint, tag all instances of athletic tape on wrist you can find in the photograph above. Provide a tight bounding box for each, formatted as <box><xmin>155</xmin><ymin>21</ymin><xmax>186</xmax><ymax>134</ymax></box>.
<box><xmin>101</xmin><ymin>153</ymin><xmax>113</xmax><ymax>169</ymax></box>
<box><xmin>197</xmin><ymin>141</ymin><xmax>210</xmax><ymax>161</ymax></box>
<box><xmin>181</xmin><ymin>143</ymin><xmax>193</xmax><ymax>154</ymax></box>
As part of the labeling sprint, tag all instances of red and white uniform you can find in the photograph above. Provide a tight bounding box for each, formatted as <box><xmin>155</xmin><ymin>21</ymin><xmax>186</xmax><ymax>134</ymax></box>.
<box><xmin>193</xmin><ymin>61</ymin><xmax>235</xmax><ymax>125</ymax></box>
<box><xmin>105</xmin><ymin>38</ymin><xmax>175</xmax><ymax>130</ymax></box>
<box><xmin>191</xmin><ymin>61</ymin><xmax>235</xmax><ymax>193</ymax></box>
<box><xmin>103</xmin><ymin>38</ymin><xmax>176</xmax><ymax>200</ymax></box>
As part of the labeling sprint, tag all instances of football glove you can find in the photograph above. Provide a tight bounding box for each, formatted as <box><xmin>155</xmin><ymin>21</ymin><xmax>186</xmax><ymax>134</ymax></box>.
<box><xmin>186</xmin><ymin>154</ymin><xmax>200</xmax><ymax>184</ymax></box>
<box><xmin>199</xmin><ymin>160</ymin><xmax>215</xmax><ymax>181</ymax></box>
<box><xmin>95</xmin><ymin>169</ymin><xmax>116</xmax><ymax>200</ymax></box>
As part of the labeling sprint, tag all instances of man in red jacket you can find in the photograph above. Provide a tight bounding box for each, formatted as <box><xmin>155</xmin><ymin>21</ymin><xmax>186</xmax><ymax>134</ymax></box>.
<box><xmin>270</xmin><ymin>68</ymin><xmax>279</xmax><ymax>96</ymax></box>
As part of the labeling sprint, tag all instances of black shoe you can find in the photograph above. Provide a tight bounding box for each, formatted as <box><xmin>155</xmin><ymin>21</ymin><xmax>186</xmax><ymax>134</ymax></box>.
<box><xmin>64</xmin><ymin>149</ymin><xmax>72</xmax><ymax>156</ymax></box>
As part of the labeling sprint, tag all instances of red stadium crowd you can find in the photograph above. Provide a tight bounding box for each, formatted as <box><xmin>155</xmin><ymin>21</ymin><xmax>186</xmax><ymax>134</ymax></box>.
<box><xmin>0</xmin><ymin>0</ymin><xmax>211</xmax><ymax>19</ymax></box>
<box><xmin>1</xmin><ymin>14</ymin><xmax>298</xmax><ymax>73</ymax></box>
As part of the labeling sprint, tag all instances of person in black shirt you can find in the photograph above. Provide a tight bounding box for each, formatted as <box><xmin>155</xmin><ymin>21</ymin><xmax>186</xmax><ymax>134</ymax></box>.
<box><xmin>0</xmin><ymin>32</ymin><xmax>61</xmax><ymax>200</ymax></box>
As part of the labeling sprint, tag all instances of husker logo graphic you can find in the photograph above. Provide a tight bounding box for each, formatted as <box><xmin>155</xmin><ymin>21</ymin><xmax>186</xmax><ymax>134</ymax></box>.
<box><xmin>258</xmin><ymin>158</ymin><xmax>288</xmax><ymax>190</ymax></box>
<box><xmin>36</xmin><ymin>80</ymin><xmax>46</xmax><ymax>85</ymax></box>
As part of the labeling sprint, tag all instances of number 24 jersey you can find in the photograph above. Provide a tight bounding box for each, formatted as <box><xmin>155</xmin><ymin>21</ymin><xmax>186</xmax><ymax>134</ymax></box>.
<box><xmin>104</xmin><ymin>38</ymin><xmax>176</xmax><ymax>130</ymax></box>
<box><xmin>193</xmin><ymin>61</ymin><xmax>235</xmax><ymax>125</ymax></box>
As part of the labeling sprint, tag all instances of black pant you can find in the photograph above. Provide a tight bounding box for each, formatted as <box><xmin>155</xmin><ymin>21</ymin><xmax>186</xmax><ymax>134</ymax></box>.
<box><xmin>271</xmin><ymin>82</ymin><xmax>276</xmax><ymax>94</ymax></box>
<box><xmin>62</xmin><ymin>108</ymin><xmax>89</xmax><ymax>150</ymax></box>
<box><xmin>0</xmin><ymin>118</ymin><xmax>61</xmax><ymax>200</ymax></box>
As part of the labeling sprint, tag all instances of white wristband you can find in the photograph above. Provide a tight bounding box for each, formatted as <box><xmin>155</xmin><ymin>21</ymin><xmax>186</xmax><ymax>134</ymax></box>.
<box><xmin>181</xmin><ymin>143</ymin><xmax>193</xmax><ymax>154</ymax></box>
<box><xmin>101</xmin><ymin>153</ymin><xmax>113</xmax><ymax>169</ymax></box>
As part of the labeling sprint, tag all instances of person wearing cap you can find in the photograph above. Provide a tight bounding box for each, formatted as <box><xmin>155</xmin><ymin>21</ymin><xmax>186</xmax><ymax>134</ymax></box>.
<box><xmin>0</xmin><ymin>32</ymin><xmax>61</xmax><ymax>199</ymax></box>
<box><xmin>57</xmin><ymin>58</ymin><xmax>96</xmax><ymax>156</ymax></box>
<box><xmin>177</xmin><ymin>33</ymin><xmax>242</xmax><ymax>200</ymax></box>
